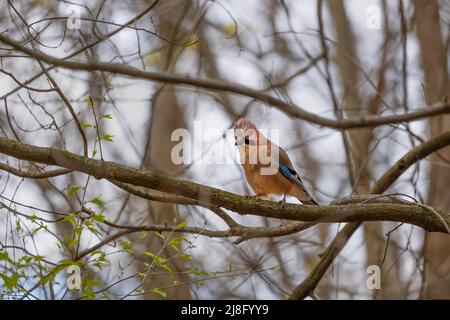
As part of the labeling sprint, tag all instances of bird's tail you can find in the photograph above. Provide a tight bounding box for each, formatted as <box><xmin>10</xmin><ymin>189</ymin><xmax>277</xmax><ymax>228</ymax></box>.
<box><xmin>290</xmin><ymin>185</ymin><xmax>318</xmax><ymax>205</ymax></box>
<box><xmin>300</xmin><ymin>198</ymin><xmax>318</xmax><ymax>205</ymax></box>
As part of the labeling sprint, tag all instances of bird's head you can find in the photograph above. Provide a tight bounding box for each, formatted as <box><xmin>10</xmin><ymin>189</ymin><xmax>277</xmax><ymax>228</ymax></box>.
<box><xmin>234</xmin><ymin>118</ymin><xmax>258</xmax><ymax>146</ymax></box>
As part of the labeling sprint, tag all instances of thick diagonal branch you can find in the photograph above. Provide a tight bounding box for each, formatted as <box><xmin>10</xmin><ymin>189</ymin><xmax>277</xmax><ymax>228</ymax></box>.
<box><xmin>289</xmin><ymin>130</ymin><xmax>450</xmax><ymax>299</ymax></box>
<box><xmin>1</xmin><ymin>135</ymin><xmax>450</xmax><ymax>233</ymax></box>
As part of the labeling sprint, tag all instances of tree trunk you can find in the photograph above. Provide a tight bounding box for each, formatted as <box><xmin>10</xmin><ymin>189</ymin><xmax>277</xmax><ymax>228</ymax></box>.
<box><xmin>327</xmin><ymin>0</ymin><xmax>402</xmax><ymax>299</ymax></box>
<box><xmin>414</xmin><ymin>0</ymin><xmax>450</xmax><ymax>299</ymax></box>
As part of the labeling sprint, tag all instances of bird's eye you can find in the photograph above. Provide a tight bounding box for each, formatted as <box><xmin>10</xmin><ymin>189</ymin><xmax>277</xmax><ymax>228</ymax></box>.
<box><xmin>245</xmin><ymin>137</ymin><xmax>256</xmax><ymax>145</ymax></box>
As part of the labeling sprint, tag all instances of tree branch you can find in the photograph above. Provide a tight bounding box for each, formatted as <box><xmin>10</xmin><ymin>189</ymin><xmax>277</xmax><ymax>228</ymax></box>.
<box><xmin>0</xmin><ymin>161</ymin><xmax>71</xmax><ymax>179</ymax></box>
<box><xmin>289</xmin><ymin>130</ymin><xmax>450</xmax><ymax>299</ymax></box>
<box><xmin>1</xmin><ymin>135</ymin><xmax>450</xmax><ymax>233</ymax></box>
<box><xmin>1</xmin><ymin>33</ymin><xmax>449</xmax><ymax>129</ymax></box>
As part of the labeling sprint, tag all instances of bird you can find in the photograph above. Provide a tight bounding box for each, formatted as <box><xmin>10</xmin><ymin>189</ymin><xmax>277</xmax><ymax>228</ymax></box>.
<box><xmin>234</xmin><ymin>117</ymin><xmax>318</xmax><ymax>206</ymax></box>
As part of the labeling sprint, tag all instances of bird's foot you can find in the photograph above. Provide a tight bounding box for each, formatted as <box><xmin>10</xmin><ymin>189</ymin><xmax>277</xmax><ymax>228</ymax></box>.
<box><xmin>278</xmin><ymin>197</ymin><xmax>287</xmax><ymax>209</ymax></box>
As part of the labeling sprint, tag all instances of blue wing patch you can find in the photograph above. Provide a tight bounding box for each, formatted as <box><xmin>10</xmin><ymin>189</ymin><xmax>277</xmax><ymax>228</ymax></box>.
<box><xmin>278</xmin><ymin>164</ymin><xmax>297</xmax><ymax>179</ymax></box>
<box><xmin>278</xmin><ymin>164</ymin><xmax>317</xmax><ymax>204</ymax></box>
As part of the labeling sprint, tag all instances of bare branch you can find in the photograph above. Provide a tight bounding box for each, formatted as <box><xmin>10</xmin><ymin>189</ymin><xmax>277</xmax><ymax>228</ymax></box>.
<box><xmin>289</xmin><ymin>130</ymin><xmax>450</xmax><ymax>299</ymax></box>
<box><xmin>1</xmin><ymin>135</ymin><xmax>450</xmax><ymax>233</ymax></box>
<box><xmin>0</xmin><ymin>161</ymin><xmax>71</xmax><ymax>179</ymax></box>
<box><xmin>1</xmin><ymin>33</ymin><xmax>449</xmax><ymax>130</ymax></box>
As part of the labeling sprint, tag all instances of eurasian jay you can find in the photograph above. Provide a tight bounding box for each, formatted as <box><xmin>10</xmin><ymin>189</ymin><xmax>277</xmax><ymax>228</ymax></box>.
<box><xmin>234</xmin><ymin>118</ymin><xmax>317</xmax><ymax>206</ymax></box>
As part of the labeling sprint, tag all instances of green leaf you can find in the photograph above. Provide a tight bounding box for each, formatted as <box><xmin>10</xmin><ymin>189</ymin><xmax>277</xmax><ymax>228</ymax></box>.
<box><xmin>0</xmin><ymin>251</ymin><xmax>13</xmax><ymax>264</ymax></box>
<box><xmin>75</xmin><ymin>226</ymin><xmax>83</xmax><ymax>237</ymax></box>
<box><xmin>119</xmin><ymin>241</ymin><xmax>134</xmax><ymax>254</ymax></box>
<box><xmin>159</xmin><ymin>264</ymin><xmax>173</xmax><ymax>275</ymax></box>
<box><xmin>63</xmin><ymin>213</ymin><xmax>77</xmax><ymax>228</ymax></box>
<box><xmin>89</xmin><ymin>197</ymin><xmax>105</xmax><ymax>207</ymax></box>
<box><xmin>87</xmin><ymin>225</ymin><xmax>102</xmax><ymax>236</ymax></box>
<box><xmin>34</xmin><ymin>255</ymin><xmax>44</xmax><ymax>262</ymax></box>
<box><xmin>271</xmin><ymin>264</ymin><xmax>280</xmax><ymax>271</ymax></box>
<box><xmin>67</xmin><ymin>185</ymin><xmax>82</xmax><ymax>197</ymax></box>
<box><xmin>100</xmin><ymin>114</ymin><xmax>113</xmax><ymax>120</ymax></box>
<box><xmin>33</xmin><ymin>224</ymin><xmax>48</xmax><ymax>233</ymax></box>
<box><xmin>99</xmin><ymin>293</ymin><xmax>109</xmax><ymax>300</ymax></box>
<box><xmin>151</xmin><ymin>288</ymin><xmax>167</xmax><ymax>298</ymax></box>
<box><xmin>180</xmin><ymin>254</ymin><xmax>192</xmax><ymax>262</ymax></box>
<box><xmin>0</xmin><ymin>273</ymin><xmax>19</xmax><ymax>290</ymax></box>
<box><xmin>140</xmin><ymin>231</ymin><xmax>149</xmax><ymax>239</ymax></box>
<box><xmin>188</xmin><ymin>268</ymin><xmax>202</xmax><ymax>277</ymax></box>
<box><xmin>143</xmin><ymin>252</ymin><xmax>166</xmax><ymax>265</ymax></box>
<box><xmin>169</xmin><ymin>238</ymin><xmax>182</xmax><ymax>251</ymax></box>
<box><xmin>92</xmin><ymin>214</ymin><xmax>105</xmax><ymax>223</ymax></box>
<box><xmin>101</xmin><ymin>134</ymin><xmax>114</xmax><ymax>142</ymax></box>
<box><xmin>175</xmin><ymin>221</ymin><xmax>187</xmax><ymax>230</ymax></box>
<box><xmin>154</xmin><ymin>232</ymin><xmax>165</xmax><ymax>240</ymax></box>
<box><xmin>63</xmin><ymin>236</ymin><xmax>79</xmax><ymax>249</ymax></box>
<box><xmin>82</xmin><ymin>123</ymin><xmax>96</xmax><ymax>129</ymax></box>
<box><xmin>58</xmin><ymin>259</ymin><xmax>79</xmax><ymax>266</ymax></box>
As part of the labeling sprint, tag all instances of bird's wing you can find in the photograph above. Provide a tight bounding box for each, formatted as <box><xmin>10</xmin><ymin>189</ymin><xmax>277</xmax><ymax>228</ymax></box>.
<box><xmin>277</xmin><ymin>148</ymin><xmax>317</xmax><ymax>204</ymax></box>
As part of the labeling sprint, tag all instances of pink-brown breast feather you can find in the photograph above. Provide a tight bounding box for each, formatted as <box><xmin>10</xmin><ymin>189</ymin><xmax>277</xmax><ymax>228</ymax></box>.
<box><xmin>242</xmin><ymin>162</ymin><xmax>292</xmax><ymax>196</ymax></box>
<box><xmin>237</xmin><ymin>121</ymin><xmax>291</xmax><ymax>197</ymax></box>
